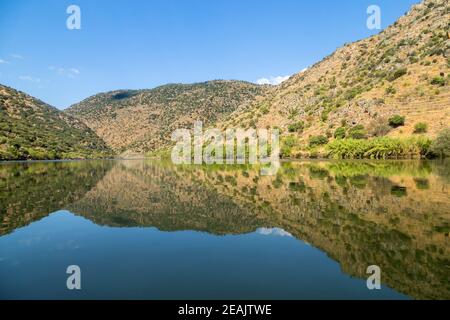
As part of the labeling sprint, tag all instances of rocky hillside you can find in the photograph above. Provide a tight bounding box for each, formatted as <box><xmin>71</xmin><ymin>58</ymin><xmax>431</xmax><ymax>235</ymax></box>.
<box><xmin>66</xmin><ymin>80</ymin><xmax>268</xmax><ymax>154</ymax></box>
<box><xmin>218</xmin><ymin>0</ymin><xmax>449</xmax><ymax>151</ymax></box>
<box><xmin>0</xmin><ymin>85</ymin><xmax>113</xmax><ymax>160</ymax></box>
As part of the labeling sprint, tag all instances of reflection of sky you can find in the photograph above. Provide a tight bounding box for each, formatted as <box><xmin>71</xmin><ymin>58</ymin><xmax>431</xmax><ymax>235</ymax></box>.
<box><xmin>257</xmin><ymin>227</ymin><xmax>292</xmax><ymax>237</ymax></box>
<box><xmin>0</xmin><ymin>210</ymin><xmax>409</xmax><ymax>300</ymax></box>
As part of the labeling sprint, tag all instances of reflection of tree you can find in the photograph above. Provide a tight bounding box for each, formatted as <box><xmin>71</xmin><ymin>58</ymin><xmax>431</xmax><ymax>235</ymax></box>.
<box><xmin>0</xmin><ymin>161</ymin><xmax>113</xmax><ymax>235</ymax></box>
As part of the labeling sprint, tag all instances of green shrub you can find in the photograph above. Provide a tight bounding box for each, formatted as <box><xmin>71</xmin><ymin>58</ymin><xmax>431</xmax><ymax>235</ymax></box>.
<box><xmin>260</xmin><ymin>106</ymin><xmax>270</xmax><ymax>114</ymax></box>
<box><xmin>348</xmin><ymin>125</ymin><xmax>367</xmax><ymax>139</ymax></box>
<box><xmin>391</xmin><ymin>186</ymin><xmax>407</xmax><ymax>197</ymax></box>
<box><xmin>281</xmin><ymin>135</ymin><xmax>299</xmax><ymax>158</ymax></box>
<box><xmin>334</xmin><ymin>127</ymin><xmax>346</xmax><ymax>139</ymax></box>
<box><xmin>385</xmin><ymin>86</ymin><xmax>397</xmax><ymax>95</ymax></box>
<box><xmin>431</xmin><ymin>128</ymin><xmax>450</xmax><ymax>157</ymax></box>
<box><xmin>389</xmin><ymin>115</ymin><xmax>405</xmax><ymax>127</ymax></box>
<box><xmin>388</xmin><ymin>68</ymin><xmax>408</xmax><ymax>81</ymax></box>
<box><xmin>288</xmin><ymin>121</ymin><xmax>305</xmax><ymax>133</ymax></box>
<box><xmin>344</xmin><ymin>87</ymin><xmax>363</xmax><ymax>100</ymax></box>
<box><xmin>414</xmin><ymin>122</ymin><xmax>428</xmax><ymax>134</ymax></box>
<box><xmin>430</xmin><ymin>76</ymin><xmax>446</xmax><ymax>86</ymax></box>
<box><xmin>309</xmin><ymin>135</ymin><xmax>328</xmax><ymax>147</ymax></box>
<box><xmin>414</xmin><ymin>178</ymin><xmax>430</xmax><ymax>190</ymax></box>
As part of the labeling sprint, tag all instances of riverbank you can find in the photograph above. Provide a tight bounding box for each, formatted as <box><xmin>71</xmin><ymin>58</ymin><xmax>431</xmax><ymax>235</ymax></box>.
<box><xmin>281</xmin><ymin>129</ymin><xmax>450</xmax><ymax>160</ymax></box>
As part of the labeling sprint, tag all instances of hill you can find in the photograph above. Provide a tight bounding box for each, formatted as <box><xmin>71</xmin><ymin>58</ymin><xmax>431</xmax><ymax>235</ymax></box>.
<box><xmin>217</xmin><ymin>0</ymin><xmax>449</xmax><ymax>157</ymax></box>
<box><xmin>66</xmin><ymin>80</ymin><xmax>268</xmax><ymax>154</ymax></box>
<box><xmin>0</xmin><ymin>85</ymin><xmax>113</xmax><ymax>160</ymax></box>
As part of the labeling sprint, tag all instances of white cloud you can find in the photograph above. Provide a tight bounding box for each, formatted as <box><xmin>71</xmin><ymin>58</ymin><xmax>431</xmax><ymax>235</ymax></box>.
<box><xmin>19</xmin><ymin>75</ymin><xmax>41</xmax><ymax>83</ymax></box>
<box><xmin>49</xmin><ymin>66</ymin><xmax>80</xmax><ymax>78</ymax></box>
<box><xmin>11</xmin><ymin>54</ymin><xmax>23</xmax><ymax>59</ymax></box>
<box><xmin>0</xmin><ymin>59</ymin><xmax>10</xmax><ymax>64</ymax></box>
<box><xmin>256</xmin><ymin>75</ymin><xmax>290</xmax><ymax>86</ymax></box>
<box><xmin>257</xmin><ymin>227</ymin><xmax>293</xmax><ymax>237</ymax></box>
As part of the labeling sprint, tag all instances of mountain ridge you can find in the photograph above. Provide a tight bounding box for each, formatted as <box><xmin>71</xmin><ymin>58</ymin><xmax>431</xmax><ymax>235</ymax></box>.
<box><xmin>66</xmin><ymin>80</ymin><xmax>269</xmax><ymax>153</ymax></box>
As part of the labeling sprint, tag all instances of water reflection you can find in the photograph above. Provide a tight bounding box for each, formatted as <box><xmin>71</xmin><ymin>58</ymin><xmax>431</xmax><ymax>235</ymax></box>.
<box><xmin>0</xmin><ymin>159</ymin><xmax>449</xmax><ymax>299</ymax></box>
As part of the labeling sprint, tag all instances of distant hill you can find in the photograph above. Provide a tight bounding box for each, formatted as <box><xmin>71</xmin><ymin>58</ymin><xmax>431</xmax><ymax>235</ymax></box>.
<box><xmin>66</xmin><ymin>80</ymin><xmax>268</xmax><ymax>154</ymax></box>
<box><xmin>0</xmin><ymin>85</ymin><xmax>113</xmax><ymax>160</ymax></box>
<box><xmin>217</xmin><ymin>0</ymin><xmax>449</xmax><ymax>153</ymax></box>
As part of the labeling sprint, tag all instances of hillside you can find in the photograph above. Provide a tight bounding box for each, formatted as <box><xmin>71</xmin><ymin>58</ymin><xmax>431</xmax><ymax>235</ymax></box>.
<box><xmin>218</xmin><ymin>0</ymin><xmax>449</xmax><ymax>156</ymax></box>
<box><xmin>66</xmin><ymin>80</ymin><xmax>268</xmax><ymax>154</ymax></box>
<box><xmin>0</xmin><ymin>85</ymin><xmax>113</xmax><ymax>160</ymax></box>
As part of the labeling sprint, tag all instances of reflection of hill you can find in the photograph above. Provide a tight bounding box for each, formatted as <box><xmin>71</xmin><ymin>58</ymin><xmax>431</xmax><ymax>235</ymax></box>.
<box><xmin>0</xmin><ymin>161</ymin><xmax>113</xmax><ymax>235</ymax></box>
<box><xmin>68</xmin><ymin>161</ymin><xmax>266</xmax><ymax>235</ymax></box>
<box><xmin>191</xmin><ymin>161</ymin><xmax>450</xmax><ymax>300</ymax></box>
<box><xmin>69</xmin><ymin>160</ymin><xmax>449</xmax><ymax>300</ymax></box>
<box><xmin>1</xmin><ymin>159</ymin><xmax>449</xmax><ymax>299</ymax></box>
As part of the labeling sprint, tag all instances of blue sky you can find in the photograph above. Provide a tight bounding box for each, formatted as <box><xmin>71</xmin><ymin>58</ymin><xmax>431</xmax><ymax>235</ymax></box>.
<box><xmin>0</xmin><ymin>0</ymin><xmax>419</xmax><ymax>109</ymax></box>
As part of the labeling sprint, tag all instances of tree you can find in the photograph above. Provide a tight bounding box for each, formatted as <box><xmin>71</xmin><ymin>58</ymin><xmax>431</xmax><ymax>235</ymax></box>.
<box><xmin>431</xmin><ymin>128</ymin><xmax>450</xmax><ymax>158</ymax></box>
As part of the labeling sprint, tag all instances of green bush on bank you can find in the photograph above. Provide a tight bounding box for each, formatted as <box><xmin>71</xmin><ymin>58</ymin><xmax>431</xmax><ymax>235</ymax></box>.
<box><xmin>431</xmin><ymin>128</ymin><xmax>450</xmax><ymax>157</ymax></box>
<box><xmin>327</xmin><ymin>137</ymin><xmax>432</xmax><ymax>159</ymax></box>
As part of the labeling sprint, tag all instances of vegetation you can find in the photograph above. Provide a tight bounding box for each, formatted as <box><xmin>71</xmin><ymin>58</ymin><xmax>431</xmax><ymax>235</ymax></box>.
<box><xmin>0</xmin><ymin>85</ymin><xmax>113</xmax><ymax>160</ymax></box>
<box><xmin>385</xmin><ymin>86</ymin><xmax>397</xmax><ymax>95</ymax></box>
<box><xmin>348</xmin><ymin>125</ymin><xmax>367</xmax><ymax>139</ymax></box>
<box><xmin>309</xmin><ymin>135</ymin><xmax>328</xmax><ymax>147</ymax></box>
<box><xmin>388</xmin><ymin>68</ymin><xmax>408</xmax><ymax>81</ymax></box>
<box><xmin>430</xmin><ymin>76</ymin><xmax>446</xmax><ymax>86</ymax></box>
<box><xmin>334</xmin><ymin>127</ymin><xmax>347</xmax><ymax>139</ymax></box>
<box><xmin>388</xmin><ymin>115</ymin><xmax>406</xmax><ymax>128</ymax></box>
<box><xmin>431</xmin><ymin>128</ymin><xmax>450</xmax><ymax>157</ymax></box>
<box><xmin>288</xmin><ymin>121</ymin><xmax>305</xmax><ymax>133</ymax></box>
<box><xmin>327</xmin><ymin>137</ymin><xmax>432</xmax><ymax>159</ymax></box>
<box><xmin>281</xmin><ymin>135</ymin><xmax>299</xmax><ymax>158</ymax></box>
<box><xmin>414</xmin><ymin>122</ymin><xmax>428</xmax><ymax>133</ymax></box>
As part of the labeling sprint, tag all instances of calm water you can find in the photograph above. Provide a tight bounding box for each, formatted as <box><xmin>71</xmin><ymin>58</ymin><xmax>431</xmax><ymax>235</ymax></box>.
<box><xmin>0</xmin><ymin>159</ymin><xmax>449</xmax><ymax>300</ymax></box>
